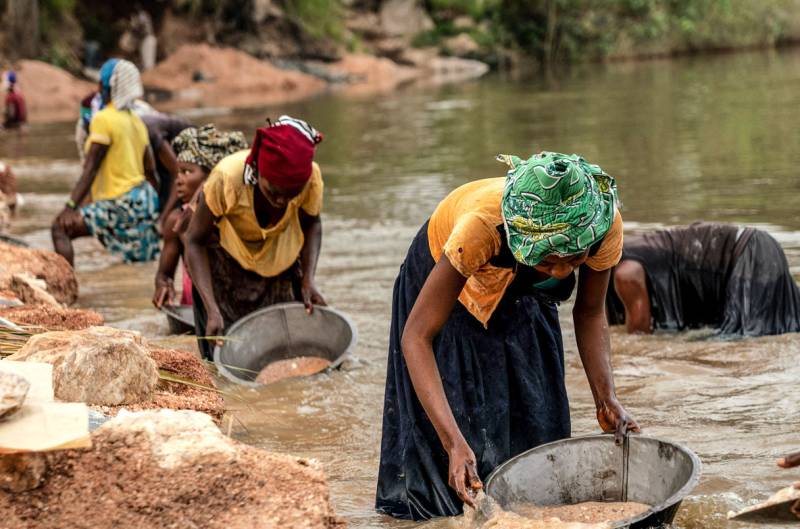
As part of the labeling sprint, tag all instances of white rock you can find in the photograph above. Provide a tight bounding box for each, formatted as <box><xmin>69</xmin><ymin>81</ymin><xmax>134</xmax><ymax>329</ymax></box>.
<box><xmin>0</xmin><ymin>371</ymin><xmax>29</xmax><ymax>419</ymax></box>
<box><xmin>8</xmin><ymin>326</ymin><xmax>159</xmax><ymax>406</ymax></box>
<box><xmin>100</xmin><ymin>409</ymin><xmax>238</xmax><ymax>469</ymax></box>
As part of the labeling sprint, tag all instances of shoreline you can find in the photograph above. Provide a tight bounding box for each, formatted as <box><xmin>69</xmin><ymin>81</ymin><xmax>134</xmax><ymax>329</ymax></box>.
<box><xmin>12</xmin><ymin>40</ymin><xmax>800</xmax><ymax>126</ymax></box>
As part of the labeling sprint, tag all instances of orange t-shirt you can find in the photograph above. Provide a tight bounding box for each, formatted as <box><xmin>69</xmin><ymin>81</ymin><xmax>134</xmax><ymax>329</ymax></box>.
<box><xmin>427</xmin><ymin>177</ymin><xmax>623</xmax><ymax>326</ymax></box>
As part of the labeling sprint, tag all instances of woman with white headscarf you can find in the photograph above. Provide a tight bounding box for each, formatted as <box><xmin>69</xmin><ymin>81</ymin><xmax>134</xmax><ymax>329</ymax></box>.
<box><xmin>52</xmin><ymin>58</ymin><xmax>160</xmax><ymax>265</ymax></box>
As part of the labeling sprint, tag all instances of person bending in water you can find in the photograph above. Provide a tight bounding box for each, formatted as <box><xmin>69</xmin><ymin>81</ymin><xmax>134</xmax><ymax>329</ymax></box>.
<box><xmin>52</xmin><ymin>59</ymin><xmax>160</xmax><ymax>266</ymax></box>
<box><xmin>185</xmin><ymin>116</ymin><xmax>326</xmax><ymax>359</ymax></box>
<box><xmin>152</xmin><ymin>124</ymin><xmax>247</xmax><ymax>308</ymax></box>
<box><xmin>606</xmin><ymin>222</ymin><xmax>800</xmax><ymax>336</ymax></box>
<box><xmin>376</xmin><ymin>152</ymin><xmax>640</xmax><ymax>521</ymax></box>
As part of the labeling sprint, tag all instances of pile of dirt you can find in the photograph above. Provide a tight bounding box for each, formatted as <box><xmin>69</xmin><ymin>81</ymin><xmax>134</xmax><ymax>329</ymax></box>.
<box><xmin>0</xmin><ymin>410</ymin><xmax>343</xmax><ymax>529</ymax></box>
<box><xmin>325</xmin><ymin>53</ymin><xmax>420</xmax><ymax>95</ymax></box>
<box><xmin>256</xmin><ymin>356</ymin><xmax>331</xmax><ymax>385</ymax></box>
<box><xmin>0</xmin><ymin>305</ymin><xmax>103</xmax><ymax>331</ymax></box>
<box><xmin>12</xmin><ymin>60</ymin><xmax>94</xmax><ymax>123</ymax></box>
<box><xmin>95</xmin><ymin>348</ymin><xmax>225</xmax><ymax>421</ymax></box>
<box><xmin>0</xmin><ymin>242</ymin><xmax>78</xmax><ymax>305</ymax></box>
<box><xmin>142</xmin><ymin>44</ymin><xmax>327</xmax><ymax>110</ymax></box>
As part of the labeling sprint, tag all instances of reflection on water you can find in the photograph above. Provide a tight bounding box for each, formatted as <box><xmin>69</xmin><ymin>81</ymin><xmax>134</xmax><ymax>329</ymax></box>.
<box><xmin>3</xmin><ymin>49</ymin><xmax>800</xmax><ymax>528</ymax></box>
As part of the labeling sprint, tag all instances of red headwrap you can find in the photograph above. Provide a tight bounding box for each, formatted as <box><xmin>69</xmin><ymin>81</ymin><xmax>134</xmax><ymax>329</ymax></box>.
<box><xmin>244</xmin><ymin>117</ymin><xmax>323</xmax><ymax>189</ymax></box>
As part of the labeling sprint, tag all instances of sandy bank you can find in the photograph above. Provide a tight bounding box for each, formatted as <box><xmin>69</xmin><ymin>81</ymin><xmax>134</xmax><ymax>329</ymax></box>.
<box><xmin>0</xmin><ymin>410</ymin><xmax>343</xmax><ymax>529</ymax></box>
<box><xmin>12</xmin><ymin>60</ymin><xmax>94</xmax><ymax>124</ymax></box>
<box><xmin>142</xmin><ymin>44</ymin><xmax>327</xmax><ymax>111</ymax></box>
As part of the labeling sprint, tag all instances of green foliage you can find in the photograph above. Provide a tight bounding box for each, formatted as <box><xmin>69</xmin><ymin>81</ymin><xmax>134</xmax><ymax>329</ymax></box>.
<box><xmin>428</xmin><ymin>0</ymin><xmax>499</xmax><ymax>19</ymax></box>
<box><xmin>479</xmin><ymin>0</ymin><xmax>800</xmax><ymax>64</ymax></box>
<box><xmin>284</xmin><ymin>0</ymin><xmax>345</xmax><ymax>40</ymax></box>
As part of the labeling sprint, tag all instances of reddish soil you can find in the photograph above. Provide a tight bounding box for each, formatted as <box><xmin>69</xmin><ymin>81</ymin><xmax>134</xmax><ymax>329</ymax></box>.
<box><xmin>0</xmin><ymin>425</ymin><xmax>344</xmax><ymax>529</ymax></box>
<box><xmin>0</xmin><ymin>305</ymin><xmax>103</xmax><ymax>331</ymax></box>
<box><xmin>94</xmin><ymin>348</ymin><xmax>225</xmax><ymax>421</ymax></box>
<box><xmin>0</xmin><ymin>242</ymin><xmax>78</xmax><ymax>305</ymax></box>
<box><xmin>325</xmin><ymin>53</ymin><xmax>420</xmax><ymax>96</ymax></box>
<box><xmin>255</xmin><ymin>356</ymin><xmax>331</xmax><ymax>385</ymax></box>
<box><xmin>141</xmin><ymin>44</ymin><xmax>327</xmax><ymax>111</ymax></box>
<box><xmin>12</xmin><ymin>60</ymin><xmax>94</xmax><ymax>123</ymax></box>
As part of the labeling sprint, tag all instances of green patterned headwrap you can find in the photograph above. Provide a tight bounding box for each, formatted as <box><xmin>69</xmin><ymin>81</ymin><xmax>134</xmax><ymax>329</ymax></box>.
<box><xmin>498</xmin><ymin>151</ymin><xmax>618</xmax><ymax>266</ymax></box>
<box><xmin>172</xmin><ymin>124</ymin><xmax>249</xmax><ymax>172</ymax></box>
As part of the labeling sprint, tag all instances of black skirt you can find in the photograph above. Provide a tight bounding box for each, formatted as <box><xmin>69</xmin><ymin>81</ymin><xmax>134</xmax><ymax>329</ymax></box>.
<box><xmin>720</xmin><ymin>229</ymin><xmax>800</xmax><ymax>336</ymax></box>
<box><xmin>375</xmin><ymin>222</ymin><xmax>571</xmax><ymax>521</ymax></box>
<box><xmin>192</xmin><ymin>241</ymin><xmax>301</xmax><ymax>359</ymax></box>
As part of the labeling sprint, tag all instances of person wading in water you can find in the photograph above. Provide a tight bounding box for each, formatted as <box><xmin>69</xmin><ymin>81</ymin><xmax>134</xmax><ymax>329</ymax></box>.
<box><xmin>152</xmin><ymin>124</ymin><xmax>248</xmax><ymax>309</ymax></box>
<box><xmin>52</xmin><ymin>59</ymin><xmax>160</xmax><ymax>266</ymax></box>
<box><xmin>606</xmin><ymin>222</ymin><xmax>800</xmax><ymax>336</ymax></box>
<box><xmin>376</xmin><ymin>151</ymin><xmax>640</xmax><ymax>520</ymax></box>
<box><xmin>185</xmin><ymin>116</ymin><xmax>326</xmax><ymax>359</ymax></box>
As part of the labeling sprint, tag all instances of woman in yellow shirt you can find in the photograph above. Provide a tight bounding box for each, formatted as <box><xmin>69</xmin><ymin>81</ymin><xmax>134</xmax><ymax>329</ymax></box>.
<box><xmin>185</xmin><ymin>116</ymin><xmax>325</xmax><ymax>359</ymax></box>
<box><xmin>51</xmin><ymin>59</ymin><xmax>159</xmax><ymax>265</ymax></box>
<box><xmin>376</xmin><ymin>152</ymin><xmax>640</xmax><ymax>520</ymax></box>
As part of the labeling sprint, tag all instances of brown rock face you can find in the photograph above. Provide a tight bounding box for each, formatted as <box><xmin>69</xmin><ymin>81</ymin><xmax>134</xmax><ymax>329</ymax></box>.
<box><xmin>8</xmin><ymin>327</ymin><xmax>159</xmax><ymax>406</ymax></box>
<box><xmin>0</xmin><ymin>242</ymin><xmax>78</xmax><ymax>305</ymax></box>
<box><xmin>0</xmin><ymin>410</ymin><xmax>344</xmax><ymax>529</ymax></box>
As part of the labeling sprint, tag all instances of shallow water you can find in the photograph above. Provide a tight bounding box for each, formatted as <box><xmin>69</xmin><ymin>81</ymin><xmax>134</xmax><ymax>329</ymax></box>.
<box><xmin>3</xmin><ymin>49</ymin><xmax>800</xmax><ymax>528</ymax></box>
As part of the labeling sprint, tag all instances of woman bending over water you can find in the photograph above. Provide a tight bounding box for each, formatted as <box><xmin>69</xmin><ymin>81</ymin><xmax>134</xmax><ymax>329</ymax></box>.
<box><xmin>376</xmin><ymin>151</ymin><xmax>640</xmax><ymax>520</ymax></box>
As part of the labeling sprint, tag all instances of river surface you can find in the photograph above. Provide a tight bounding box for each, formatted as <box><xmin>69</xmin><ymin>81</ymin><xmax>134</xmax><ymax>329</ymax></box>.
<box><xmin>2</xmin><ymin>49</ymin><xmax>800</xmax><ymax>528</ymax></box>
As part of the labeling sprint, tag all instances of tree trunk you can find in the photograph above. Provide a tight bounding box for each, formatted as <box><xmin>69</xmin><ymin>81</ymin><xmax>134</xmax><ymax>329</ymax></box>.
<box><xmin>543</xmin><ymin>0</ymin><xmax>558</xmax><ymax>67</ymax></box>
<box><xmin>5</xmin><ymin>0</ymin><xmax>40</xmax><ymax>60</ymax></box>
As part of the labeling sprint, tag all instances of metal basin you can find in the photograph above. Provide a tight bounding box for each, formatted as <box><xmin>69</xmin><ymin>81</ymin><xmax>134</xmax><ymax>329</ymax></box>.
<box><xmin>485</xmin><ymin>434</ymin><xmax>701</xmax><ymax>528</ymax></box>
<box><xmin>213</xmin><ymin>302</ymin><xmax>357</xmax><ymax>387</ymax></box>
<box><xmin>160</xmin><ymin>304</ymin><xmax>195</xmax><ymax>335</ymax></box>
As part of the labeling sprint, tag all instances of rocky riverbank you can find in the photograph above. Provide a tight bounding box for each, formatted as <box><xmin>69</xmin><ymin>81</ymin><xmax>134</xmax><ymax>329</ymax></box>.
<box><xmin>0</xmin><ymin>409</ymin><xmax>343</xmax><ymax>529</ymax></box>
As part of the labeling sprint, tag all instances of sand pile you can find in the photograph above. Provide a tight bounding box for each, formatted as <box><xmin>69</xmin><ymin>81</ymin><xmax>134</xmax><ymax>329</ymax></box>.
<box><xmin>96</xmin><ymin>348</ymin><xmax>225</xmax><ymax>421</ymax></box>
<box><xmin>12</xmin><ymin>60</ymin><xmax>94</xmax><ymax>123</ymax></box>
<box><xmin>256</xmin><ymin>356</ymin><xmax>331</xmax><ymax>385</ymax></box>
<box><xmin>325</xmin><ymin>53</ymin><xmax>420</xmax><ymax>95</ymax></box>
<box><xmin>511</xmin><ymin>501</ymin><xmax>651</xmax><ymax>525</ymax></box>
<box><xmin>0</xmin><ymin>242</ymin><xmax>78</xmax><ymax>305</ymax></box>
<box><xmin>142</xmin><ymin>44</ymin><xmax>326</xmax><ymax>110</ymax></box>
<box><xmin>0</xmin><ymin>410</ymin><xmax>344</xmax><ymax>529</ymax></box>
<box><xmin>0</xmin><ymin>305</ymin><xmax>103</xmax><ymax>331</ymax></box>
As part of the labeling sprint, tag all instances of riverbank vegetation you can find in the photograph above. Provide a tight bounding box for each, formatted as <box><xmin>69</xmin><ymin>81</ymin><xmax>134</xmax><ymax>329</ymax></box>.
<box><xmin>2</xmin><ymin>0</ymin><xmax>800</xmax><ymax>71</ymax></box>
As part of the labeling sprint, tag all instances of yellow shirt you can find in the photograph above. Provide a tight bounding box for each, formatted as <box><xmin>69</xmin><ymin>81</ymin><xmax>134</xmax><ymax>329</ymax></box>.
<box><xmin>203</xmin><ymin>150</ymin><xmax>324</xmax><ymax>277</ymax></box>
<box><xmin>86</xmin><ymin>104</ymin><xmax>149</xmax><ymax>201</ymax></box>
<box><xmin>428</xmin><ymin>177</ymin><xmax>623</xmax><ymax>327</ymax></box>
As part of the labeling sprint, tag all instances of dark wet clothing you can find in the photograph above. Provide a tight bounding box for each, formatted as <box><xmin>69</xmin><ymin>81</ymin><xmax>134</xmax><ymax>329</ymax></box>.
<box><xmin>141</xmin><ymin>113</ymin><xmax>191</xmax><ymax>208</ymax></box>
<box><xmin>607</xmin><ymin>223</ymin><xmax>800</xmax><ymax>336</ymax></box>
<box><xmin>192</xmin><ymin>239</ymin><xmax>301</xmax><ymax>359</ymax></box>
<box><xmin>376</xmin><ymin>221</ymin><xmax>572</xmax><ymax>521</ymax></box>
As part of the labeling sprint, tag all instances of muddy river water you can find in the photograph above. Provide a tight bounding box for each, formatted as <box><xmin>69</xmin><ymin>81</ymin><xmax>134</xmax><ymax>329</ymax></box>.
<box><xmin>3</xmin><ymin>49</ymin><xmax>800</xmax><ymax>528</ymax></box>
